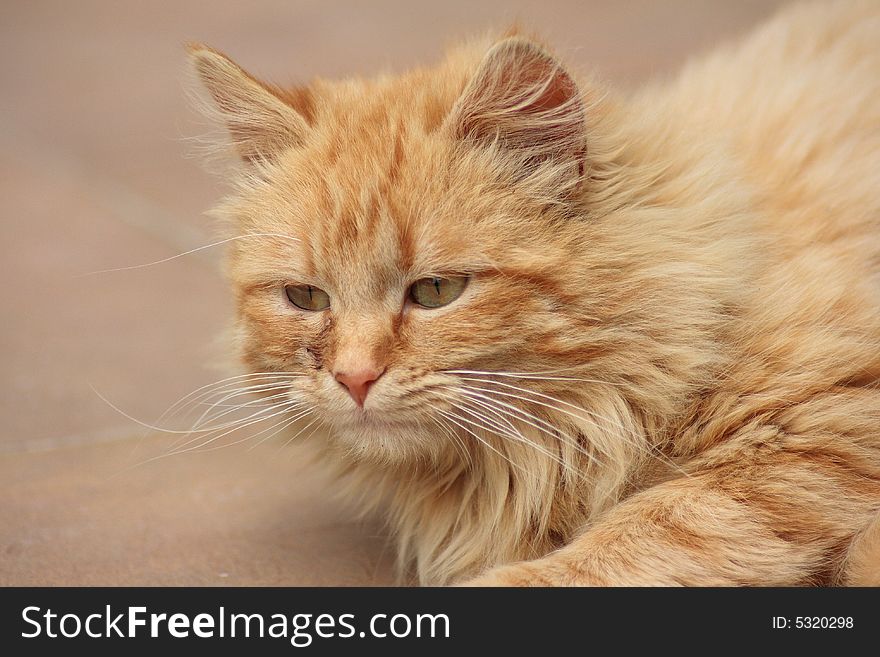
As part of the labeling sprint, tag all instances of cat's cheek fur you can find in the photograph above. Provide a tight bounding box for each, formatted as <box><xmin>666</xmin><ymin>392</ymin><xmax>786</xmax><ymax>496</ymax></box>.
<box><xmin>237</xmin><ymin>293</ymin><xmax>324</xmax><ymax>371</ymax></box>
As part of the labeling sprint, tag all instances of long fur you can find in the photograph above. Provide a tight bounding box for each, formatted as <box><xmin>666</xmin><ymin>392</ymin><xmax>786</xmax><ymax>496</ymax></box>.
<box><xmin>190</xmin><ymin>0</ymin><xmax>880</xmax><ymax>585</ymax></box>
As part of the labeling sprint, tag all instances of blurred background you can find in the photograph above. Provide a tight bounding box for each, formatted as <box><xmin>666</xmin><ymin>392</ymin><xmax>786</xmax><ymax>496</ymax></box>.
<box><xmin>1</xmin><ymin>0</ymin><xmax>787</xmax><ymax>585</ymax></box>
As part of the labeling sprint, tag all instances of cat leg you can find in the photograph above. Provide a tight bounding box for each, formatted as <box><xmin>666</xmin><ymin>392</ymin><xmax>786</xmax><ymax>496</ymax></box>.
<box><xmin>462</xmin><ymin>431</ymin><xmax>880</xmax><ymax>586</ymax></box>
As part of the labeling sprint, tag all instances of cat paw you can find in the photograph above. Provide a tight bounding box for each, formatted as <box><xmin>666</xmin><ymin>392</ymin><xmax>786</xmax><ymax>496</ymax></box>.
<box><xmin>457</xmin><ymin>557</ymin><xmax>608</xmax><ymax>586</ymax></box>
<box><xmin>458</xmin><ymin>562</ymin><xmax>563</xmax><ymax>587</ymax></box>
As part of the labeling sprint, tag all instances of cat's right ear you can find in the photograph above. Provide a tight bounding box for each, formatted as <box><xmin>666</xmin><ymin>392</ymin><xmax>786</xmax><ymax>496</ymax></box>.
<box><xmin>188</xmin><ymin>44</ymin><xmax>309</xmax><ymax>163</ymax></box>
<box><xmin>445</xmin><ymin>37</ymin><xmax>587</xmax><ymax>194</ymax></box>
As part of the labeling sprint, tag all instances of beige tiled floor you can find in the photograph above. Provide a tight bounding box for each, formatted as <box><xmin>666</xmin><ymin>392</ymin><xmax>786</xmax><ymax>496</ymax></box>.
<box><xmin>1</xmin><ymin>1</ymin><xmax>787</xmax><ymax>585</ymax></box>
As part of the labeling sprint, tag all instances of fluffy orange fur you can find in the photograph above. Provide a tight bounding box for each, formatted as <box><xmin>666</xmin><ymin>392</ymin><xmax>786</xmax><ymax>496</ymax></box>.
<box><xmin>190</xmin><ymin>0</ymin><xmax>880</xmax><ymax>585</ymax></box>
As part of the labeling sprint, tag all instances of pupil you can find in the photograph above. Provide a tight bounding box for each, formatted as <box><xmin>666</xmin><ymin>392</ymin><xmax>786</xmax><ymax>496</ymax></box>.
<box><xmin>433</xmin><ymin>278</ymin><xmax>441</xmax><ymax>295</ymax></box>
<box><xmin>308</xmin><ymin>286</ymin><xmax>313</xmax><ymax>301</ymax></box>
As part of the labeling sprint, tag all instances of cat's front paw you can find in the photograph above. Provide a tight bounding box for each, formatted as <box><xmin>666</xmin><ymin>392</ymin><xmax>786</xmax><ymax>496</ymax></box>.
<box><xmin>459</xmin><ymin>559</ymin><xmax>598</xmax><ymax>587</ymax></box>
<box><xmin>457</xmin><ymin>567</ymin><xmax>522</xmax><ymax>587</ymax></box>
<box><xmin>458</xmin><ymin>565</ymin><xmax>541</xmax><ymax>587</ymax></box>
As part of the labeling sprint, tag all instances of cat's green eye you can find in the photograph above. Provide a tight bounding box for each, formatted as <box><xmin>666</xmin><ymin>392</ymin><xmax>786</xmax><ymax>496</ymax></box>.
<box><xmin>409</xmin><ymin>276</ymin><xmax>469</xmax><ymax>309</ymax></box>
<box><xmin>285</xmin><ymin>284</ymin><xmax>330</xmax><ymax>311</ymax></box>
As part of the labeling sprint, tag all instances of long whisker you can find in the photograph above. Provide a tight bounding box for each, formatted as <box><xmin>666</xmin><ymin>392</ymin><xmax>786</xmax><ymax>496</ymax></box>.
<box><xmin>125</xmin><ymin>404</ymin><xmax>308</xmax><ymax>471</ymax></box>
<box><xmin>445</xmin><ymin>395</ymin><xmax>572</xmax><ymax>470</ymax></box>
<box><xmin>249</xmin><ymin>410</ymin><xmax>316</xmax><ymax>451</ymax></box>
<box><xmin>168</xmin><ymin>399</ymin><xmax>305</xmax><ymax>456</ymax></box>
<box><xmin>455</xmin><ymin>391</ymin><xmax>600</xmax><ymax>468</ymax></box>
<box><xmin>449</xmin><ymin>386</ymin><xmax>590</xmax><ymax>459</ymax></box>
<box><xmin>440</xmin><ymin>396</ymin><xmax>525</xmax><ymax>447</ymax></box>
<box><xmin>450</xmin><ymin>394</ymin><xmax>520</xmax><ymax>437</ymax></box>
<box><xmin>442</xmin><ymin>392</ymin><xmax>594</xmax><ymax>479</ymax></box>
<box><xmin>178</xmin><ymin>406</ymin><xmax>313</xmax><ymax>456</ymax></box>
<box><xmin>154</xmin><ymin>372</ymin><xmax>303</xmax><ymax>426</ymax></box>
<box><xmin>456</xmin><ymin>375</ymin><xmax>690</xmax><ymax>478</ymax></box>
<box><xmin>437</xmin><ymin>392</ymin><xmax>523</xmax><ymax>446</ymax></box>
<box><xmin>79</xmin><ymin>232</ymin><xmax>301</xmax><ymax>277</ymax></box>
<box><xmin>445</xmin><ymin>368</ymin><xmax>619</xmax><ymax>385</ymax></box>
<box><xmin>107</xmin><ymin>374</ymin><xmax>306</xmax><ymax>453</ymax></box>
<box><xmin>279</xmin><ymin>416</ymin><xmax>322</xmax><ymax>453</ymax></box>
<box><xmin>428</xmin><ymin>415</ymin><xmax>472</xmax><ymax>469</ymax></box>
<box><xmin>436</xmin><ymin>409</ymin><xmax>528</xmax><ymax>475</ymax></box>
<box><xmin>458</xmin><ymin>377</ymin><xmax>617</xmax><ymax>426</ymax></box>
<box><xmin>457</xmin><ymin>398</ymin><xmax>570</xmax><ymax>469</ymax></box>
<box><xmin>164</xmin><ymin>387</ymin><xmax>297</xmax><ymax>451</ymax></box>
<box><xmin>458</xmin><ymin>377</ymin><xmax>643</xmax><ymax>452</ymax></box>
<box><xmin>89</xmin><ymin>384</ymin><xmax>258</xmax><ymax>436</ymax></box>
<box><xmin>188</xmin><ymin>384</ymin><xmax>296</xmax><ymax>432</ymax></box>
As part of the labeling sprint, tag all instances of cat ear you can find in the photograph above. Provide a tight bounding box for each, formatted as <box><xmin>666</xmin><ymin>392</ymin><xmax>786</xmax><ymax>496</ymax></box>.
<box><xmin>447</xmin><ymin>37</ymin><xmax>586</xmax><ymax>185</ymax></box>
<box><xmin>188</xmin><ymin>44</ymin><xmax>310</xmax><ymax>163</ymax></box>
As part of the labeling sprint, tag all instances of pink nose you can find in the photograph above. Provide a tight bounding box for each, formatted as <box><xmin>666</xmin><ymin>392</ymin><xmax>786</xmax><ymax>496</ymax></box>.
<box><xmin>334</xmin><ymin>367</ymin><xmax>384</xmax><ymax>407</ymax></box>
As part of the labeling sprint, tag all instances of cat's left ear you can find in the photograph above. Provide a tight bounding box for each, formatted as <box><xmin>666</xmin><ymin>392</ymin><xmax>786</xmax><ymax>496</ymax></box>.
<box><xmin>446</xmin><ymin>37</ymin><xmax>587</xmax><ymax>192</ymax></box>
<box><xmin>188</xmin><ymin>44</ymin><xmax>310</xmax><ymax>163</ymax></box>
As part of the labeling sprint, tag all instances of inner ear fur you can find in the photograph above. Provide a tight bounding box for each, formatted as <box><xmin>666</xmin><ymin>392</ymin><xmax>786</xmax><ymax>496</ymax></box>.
<box><xmin>446</xmin><ymin>37</ymin><xmax>587</xmax><ymax>171</ymax></box>
<box><xmin>188</xmin><ymin>44</ymin><xmax>310</xmax><ymax>163</ymax></box>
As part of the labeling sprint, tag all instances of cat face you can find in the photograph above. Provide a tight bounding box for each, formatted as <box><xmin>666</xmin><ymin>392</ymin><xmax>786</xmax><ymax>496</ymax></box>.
<box><xmin>192</xmin><ymin>38</ymin><xmax>596</xmax><ymax>462</ymax></box>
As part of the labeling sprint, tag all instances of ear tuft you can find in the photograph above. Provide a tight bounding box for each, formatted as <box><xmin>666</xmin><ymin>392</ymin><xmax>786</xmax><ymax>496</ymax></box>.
<box><xmin>447</xmin><ymin>37</ymin><xmax>586</xmax><ymax>179</ymax></box>
<box><xmin>188</xmin><ymin>44</ymin><xmax>309</xmax><ymax>163</ymax></box>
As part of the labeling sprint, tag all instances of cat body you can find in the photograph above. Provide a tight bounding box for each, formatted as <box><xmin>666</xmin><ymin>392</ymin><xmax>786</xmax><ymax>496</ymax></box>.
<box><xmin>191</xmin><ymin>0</ymin><xmax>880</xmax><ymax>585</ymax></box>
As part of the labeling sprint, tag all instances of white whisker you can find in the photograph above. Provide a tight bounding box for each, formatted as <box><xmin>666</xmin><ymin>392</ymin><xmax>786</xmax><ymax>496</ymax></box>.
<box><xmin>188</xmin><ymin>385</ymin><xmax>296</xmax><ymax>432</ymax></box>
<box><xmin>124</xmin><ymin>406</ymin><xmax>308</xmax><ymax>472</ymax></box>
<box><xmin>455</xmin><ymin>375</ymin><xmax>690</xmax><ymax>478</ymax></box>
<box><xmin>168</xmin><ymin>399</ymin><xmax>305</xmax><ymax>456</ymax></box>
<box><xmin>163</xmin><ymin>387</ymin><xmax>299</xmax><ymax>452</ymax></box>
<box><xmin>437</xmin><ymin>403</ymin><xmax>583</xmax><ymax>483</ymax></box>
<box><xmin>445</xmin><ymin>368</ymin><xmax>618</xmax><ymax>385</ymax></box>
<box><xmin>89</xmin><ymin>384</ymin><xmax>256</xmax><ymax>437</ymax></box>
<box><xmin>428</xmin><ymin>415</ymin><xmax>472</xmax><ymax>469</ymax></box>
<box><xmin>155</xmin><ymin>372</ymin><xmax>303</xmax><ymax>424</ymax></box>
<box><xmin>184</xmin><ymin>407</ymin><xmax>313</xmax><ymax>455</ymax></box>
<box><xmin>249</xmin><ymin>410</ymin><xmax>315</xmax><ymax>451</ymax></box>
<box><xmin>442</xmin><ymin>392</ymin><xmax>593</xmax><ymax>479</ymax></box>
<box><xmin>79</xmin><ymin>233</ymin><xmax>301</xmax><ymax>277</ymax></box>
<box><xmin>437</xmin><ymin>409</ymin><xmax>527</xmax><ymax>475</ymax></box>
<box><xmin>450</xmin><ymin>386</ymin><xmax>587</xmax><ymax>457</ymax></box>
<box><xmin>279</xmin><ymin>416</ymin><xmax>322</xmax><ymax>453</ymax></box>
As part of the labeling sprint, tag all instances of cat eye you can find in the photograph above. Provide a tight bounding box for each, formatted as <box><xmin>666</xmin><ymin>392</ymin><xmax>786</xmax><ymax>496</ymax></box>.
<box><xmin>409</xmin><ymin>276</ymin><xmax>468</xmax><ymax>309</ymax></box>
<box><xmin>285</xmin><ymin>284</ymin><xmax>330</xmax><ymax>311</ymax></box>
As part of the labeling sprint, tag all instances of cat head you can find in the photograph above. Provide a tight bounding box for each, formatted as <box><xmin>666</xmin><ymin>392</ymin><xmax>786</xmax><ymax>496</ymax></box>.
<box><xmin>189</xmin><ymin>36</ymin><xmax>599</xmax><ymax>459</ymax></box>
<box><xmin>189</xmin><ymin>35</ymin><xmax>717</xmax><ymax>471</ymax></box>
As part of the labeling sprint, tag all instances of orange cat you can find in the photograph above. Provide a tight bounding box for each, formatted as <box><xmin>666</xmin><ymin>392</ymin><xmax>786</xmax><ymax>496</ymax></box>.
<box><xmin>189</xmin><ymin>0</ymin><xmax>880</xmax><ymax>585</ymax></box>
